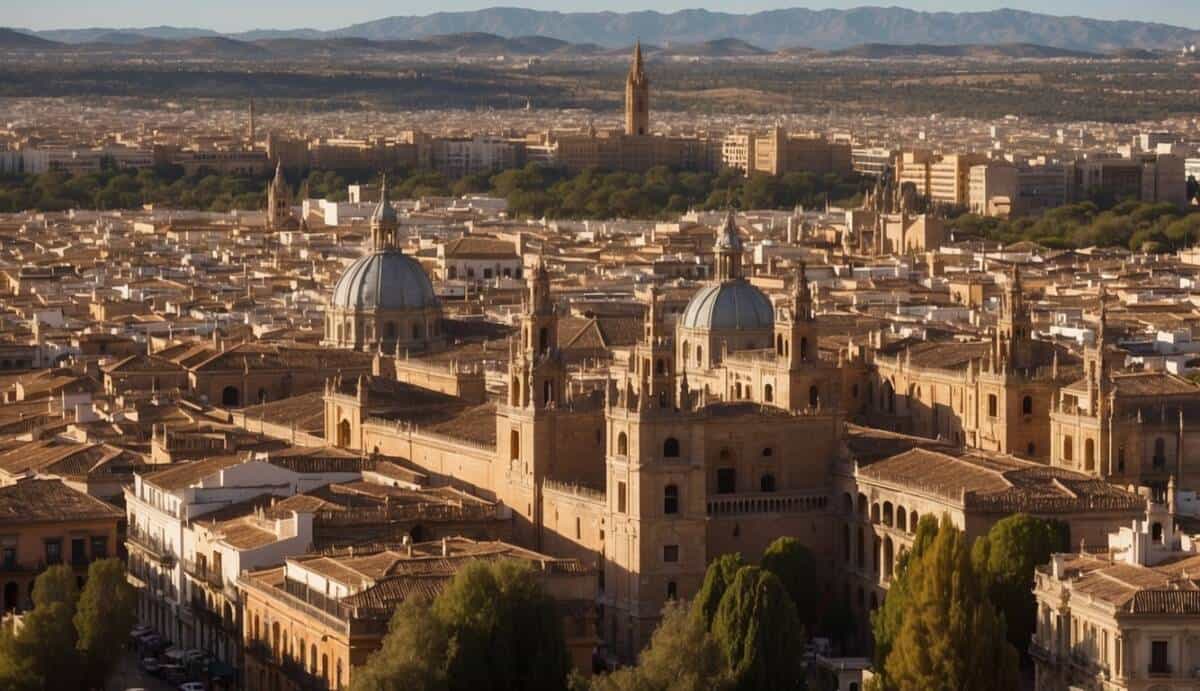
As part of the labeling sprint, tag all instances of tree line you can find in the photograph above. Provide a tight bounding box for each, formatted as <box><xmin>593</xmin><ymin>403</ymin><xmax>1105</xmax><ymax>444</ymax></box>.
<box><xmin>949</xmin><ymin>197</ymin><xmax>1200</xmax><ymax>252</ymax></box>
<box><xmin>352</xmin><ymin>514</ymin><xmax>1064</xmax><ymax>691</ymax></box>
<box><xmin>0</xmin><ymin>162</ymin><xmax>867</xmax><ymax>221</ymax></box>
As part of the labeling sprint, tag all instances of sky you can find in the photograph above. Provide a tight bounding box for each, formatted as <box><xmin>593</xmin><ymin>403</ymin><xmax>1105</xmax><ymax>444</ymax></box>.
<box><xmin>8</xmin><ymin>0</ymin><xmax>1199</xmax><ymax>33</ymax></box>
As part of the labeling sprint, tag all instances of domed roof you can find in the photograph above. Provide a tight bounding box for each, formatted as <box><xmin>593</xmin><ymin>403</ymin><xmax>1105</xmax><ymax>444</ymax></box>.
<box><xmin>680</xmin><ymin>280</ymin><xmax>774</xmax><ymax>331</ymax></box>
<box><xmin>331</xmin><ymin>249</ymin><xmax>438</xmax><ymax>311</ymax></box>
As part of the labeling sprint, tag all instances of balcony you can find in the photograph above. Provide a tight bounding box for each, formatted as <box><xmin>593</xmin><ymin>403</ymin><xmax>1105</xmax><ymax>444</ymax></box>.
<box><xmin>706</xmin><ymin>491</ymin><xmax>828</xmax><ymax>517</ymax></box>
<box><xmin>182</xmin><ymin>558</ymin><xmax>226</xmax><ymax>591</ymax></box>
<box><xmin>126</xmin><ymin>529</ymin><xmax>176</xmax><ymax>566</ymax></box>
<box><xmin>245</xmin><ymin>642</ymin><xmax>331</xmax><ymax>691</ymax></box>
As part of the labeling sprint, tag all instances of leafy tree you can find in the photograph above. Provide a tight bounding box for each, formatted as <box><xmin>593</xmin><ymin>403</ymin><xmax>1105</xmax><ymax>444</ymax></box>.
<box><xmin>352</xmin><ymin>598</ymin><xmax>448</xmax><ymax>691</ymax></box>
<box><xmin>971</xmin><ymin>514</ymin><xmax>1067</xmax><ymax>655</ymax></box>
<box><xmin>692</xmin><ymin>553</ymin><xmax>744</xmax><ymax>628</ymax></box>
<box><xmin>1</xmin><ymin>566</ymin><xmax>82</xmax><ymax>690</ymax></box>
<box><xmin>74</xmin><ymin>558</ymin><xmax>138</xmax><ymax>685</ymax></box>
<box><xmin>883</xmin><ymin>517</ymin><xmax>1019</xmax><ymax>691</ymax></box>
<box><xmin>711</xmin><ymin>566</ymin><xmax>803</xmax><ymax>691</ymax></box>
<box><xmin>589</xmin><ymin>600</ymin><xmax>729</xmax><ymax>691</ymax></box>
<box><xmin>353</xmin><ymin>559</ymin><xmax>569</xmax><ymax>691</ymax></box>
<box><xmin>759</xmin><ymin>537</ymin><xmax>819</xmax><ymax>632</ymax></box>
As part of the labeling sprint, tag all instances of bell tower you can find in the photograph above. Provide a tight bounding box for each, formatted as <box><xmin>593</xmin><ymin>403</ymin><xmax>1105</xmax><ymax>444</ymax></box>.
<box><xmin>266</xmin><ymin>162</ymin><xmax>290</xmax><ymax>230</ymax></box>
<box><xmin>713</xmin><ymin>210</ymin><xmax>744</xmax><ymax>281</ymax></box>
<box><xmin>777</xmin><ymin>262</ymin><xmax>818</xmax><ymax>371</ymax></box>
<box><xmin>625</xmin><ymin>41</ymin><xmax>649</xmax><ymax>136</ymax></box>
<box><xmin>996</xmin><ymin>264</ymin><xmax>1033</xmax><ymax>370</ymax></box>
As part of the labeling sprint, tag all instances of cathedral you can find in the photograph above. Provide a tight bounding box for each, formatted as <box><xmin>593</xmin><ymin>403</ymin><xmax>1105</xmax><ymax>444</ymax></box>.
<box><xmin>321</xmin><ymin>213</ymin><xmax>852</xmax><ymax>656</ymax></box>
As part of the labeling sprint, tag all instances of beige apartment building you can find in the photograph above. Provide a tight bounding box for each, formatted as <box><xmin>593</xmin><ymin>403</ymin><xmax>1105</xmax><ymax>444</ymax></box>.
<box><xmin>1032</xmin><ymin>502</ymin><xmax>1200</xmax><ymax>691</ymax></box>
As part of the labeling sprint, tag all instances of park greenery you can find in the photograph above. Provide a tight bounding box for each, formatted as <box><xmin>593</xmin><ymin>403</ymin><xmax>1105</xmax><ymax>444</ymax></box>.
<box><xmin>947</xmin><ymin>197</ymin><xmax>1200</xmax><ymax>252</ymax></box>
<box><xmin>0</xmin><ymin>162</ymin><xmax>867</xmax><ymax>220</ymax></box>
<box><xmin>0</xmin><ymin>559</ymin><xmax>137</xmax><ymax>691</ymax></box>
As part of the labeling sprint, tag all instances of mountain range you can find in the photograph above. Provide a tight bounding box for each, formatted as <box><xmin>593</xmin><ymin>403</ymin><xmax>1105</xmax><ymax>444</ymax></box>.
<box><xmin>9</xmin><ymin>7</ymin><xmax>1200</xmax><ymax>53</ymax></box>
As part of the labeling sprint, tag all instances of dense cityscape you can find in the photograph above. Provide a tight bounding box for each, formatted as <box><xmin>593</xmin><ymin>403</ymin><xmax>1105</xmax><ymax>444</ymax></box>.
<box><xmin>2</xmin><ymin>4</ymin><xmax>1200</xmax><ymax>691</ymax></box>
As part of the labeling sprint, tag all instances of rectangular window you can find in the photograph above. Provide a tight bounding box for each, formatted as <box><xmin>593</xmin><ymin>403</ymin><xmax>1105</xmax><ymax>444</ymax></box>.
<box><xmin>716</xmin><ymin>468</ymin><xmax>737</xmax><ymax>494</ymax></box>
<box><xmin>663</xmin><ymin>545</ymin><xmax>679</xmax><ymax>563</ymax></box>
<box><xmin>90</xmin><ymin>536</ymin><xmax>107</xmax><ymax>559</ymax></box>
<box><xmin>617</xmin><ymin>482</ymin><xmax>627</xmax><ymax>514</ymax></box>
<box><xmin>71</xmin><ymin>538</ymin><xmax>86</xmax><ymax>566</ymax></box>
<box><xmin>987</xmin><ymin>393</ymin><xmax>998</xmax><ymax>418</ymax></box>
<box><xmin>575</xmin><ymin>517</ymin><xmax>581</xmax><ymax>540</ymax></box>
<box><xmin>44</xmin><ymin>539</ymin><xmax>62</xmax><ymax>565</ymax></box>
<box><xmin>1151</xmin><ymin>640</ymin><xmax>1169</xmax><ymax>674</ymax></box>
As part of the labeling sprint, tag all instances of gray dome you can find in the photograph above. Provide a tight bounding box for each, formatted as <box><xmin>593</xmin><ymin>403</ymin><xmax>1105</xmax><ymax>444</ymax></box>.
<box><xmin>680</xmin><ymin>280</ymin><xmax>774</xmax><ymax>331</ymax></box>
<box><xmin>331</xmin><ymin>249</ymin><xmax>438</xmax><ymax>311</ymax></box>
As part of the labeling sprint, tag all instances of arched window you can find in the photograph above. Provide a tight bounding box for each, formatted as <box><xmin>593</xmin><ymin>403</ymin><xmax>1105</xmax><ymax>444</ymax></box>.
<box><xmin>800</xmin><ymin>337</ymin><xmax>809</xmax><ymax>360</ymax></box>
<box><xmin>760</xmin><ymin>474</ymin><xmax>776</xmax><ymax>492</ymax></box>
<box><xmin>1063</xmin><ymin>435</ymin><xmax>1074</xmax><ymax>462</ymax></box>
<box><xmin>617</xmin><ymin>432</ymin><xmax>628</xmax><ymax>456</ymax></box>
<box><xmin>734</xmin><ymin>382</ymin><xmax>742</xmax><ymax>399</ymax></box>
<box><xmin>696</xmin><ymin>345</ymin><xmax>703</xmax><ymax>363</ymax></box>
<box><xmin>1022</xmin><ymin>395</ymin><xmax>1033</xmax><ymax>415</ymax></box>
<box><xmin>762</xmin><ymin>446</ymin><xmax>773</xmax><ymax>457</ymax></box>
<box><xmin>510</xmin><ymin>430</ymin><xmax>520</xmax><ymax>461</ymax></box>
<box><xmin>1152</xmin><ymin>522</ymin><xmax>1164</xmax><ymax>544</ymax></box>
<box><xmin>809</xmin><ymin>385</ymin><xmax>819</xmax><ymax>408</ymax></box>
<box><xmin>664</xmin><ymin>485</ymin><xmax>679</xmax><ymax>514</ymax></box>
<box><xmin>337</xmin><ymin>420</ymin><xmax>351</xmax><ymax>448</ymax></box>
<box><xmin>221</xmin><ymin>386</ymin><xmax>240</xmax><ymax>407</ymax></box>
<box><xmin>776</xmin><ymin>334</ymin><xmax>783</xmax><ymax>355</ymax></box>
<box><xmin>384</xmin><ymin>321</ymin><xmax>397</xmax><ymax>340</ymax></box>
<box><xmin>663</xmin><ymin>437</ymin><xmax>680</xmax><ymax>458</ymax></box>
<box><xmin>1085</xmin><ymin>438</ymin><xmax>1096</xmax><ymax>471</ymax></box>
<box><xmin>539</xmin><ymin>327</ymin><xmax>549</xmax><ymax>353</ymax></box>
<box><xmin>764</xmin><ymin>384</ymin><xmax>774</xmax><ymax>403</ymax></box>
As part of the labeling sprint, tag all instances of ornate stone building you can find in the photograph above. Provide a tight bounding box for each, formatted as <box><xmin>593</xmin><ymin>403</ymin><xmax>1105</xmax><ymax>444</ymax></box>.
<box><xmin>322</xmin><ymin>182</ymin><xmax>444</xmax><ymax>353</ymax></box>
<box><xmin>868</xmin><ymin>266</ymin><xmax>1071</xmax><ymax>461</ymax></box>
<box><xmin>625</xmin><ymin>42</ymin><xmax>649</xmax><ymax>137</ymax></box>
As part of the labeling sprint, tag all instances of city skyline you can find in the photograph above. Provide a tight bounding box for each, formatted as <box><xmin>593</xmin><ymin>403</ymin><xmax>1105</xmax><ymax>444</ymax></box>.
<box><xmin>10</xmin><ymin>1</ymin><xmax>1200</xmax><ymax>34</ymax></box>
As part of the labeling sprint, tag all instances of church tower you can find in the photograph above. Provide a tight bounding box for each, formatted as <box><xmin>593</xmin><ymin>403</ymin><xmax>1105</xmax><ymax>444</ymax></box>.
<box><xmin>266</xmin><ymin>162</ymin><xmax>290</xmax><ymax>230</ymax></box>
<box><xmin>713</xmin><ymin>209</ymin><xmax>744</xmax><ymax>281</ymax></box>
<box><xmin>777</xmin><ymin>262</ymin><xmax>818</xmax><ymax>371</ymax></box>
<box><xmin>625</xmin><ymin>41</ymin><xmax>649</xmax><ymax>136</ymax></box>
<box><xmin>995</xmin><ymin>264</ymin><xmax>1033</xmax><ymax>370</ymax></box>
<box><xmin>370</xmin><ymin>174</ymin><xmax>398</xmax><ymax>250</ymax></box>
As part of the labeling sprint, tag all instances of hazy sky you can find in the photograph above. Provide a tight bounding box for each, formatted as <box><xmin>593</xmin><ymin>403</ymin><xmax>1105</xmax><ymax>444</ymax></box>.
<box><xmin>10</xmin><ymin>0</ymin><xmax>1200</xmax><ymax>33</ymax></box>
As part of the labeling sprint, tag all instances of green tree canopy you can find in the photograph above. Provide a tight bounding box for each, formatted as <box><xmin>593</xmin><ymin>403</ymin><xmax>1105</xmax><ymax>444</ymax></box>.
<box><xmin>882</xmin><ymin>516</ymin><xmax>1019</xmax><ymax>691</ymax></box>
<box><xmin>692</xmin><ymin>553</ymin><xmax>745</xmax><ymax>629</ymax></box>
<box><xmin>353</xmin><ymin>559</ymin><xmax>569</xmax><ymax>691</ymax></box>
<box><xmin>74</xmin><ymin>558</ymin><xmax>139</xmax><ymax>685</ymax></box>
<box><xmin>589</xmin><ymin>600</ymin><xmax>729</xmax><ymax>691</ymax></box>
<box><xmin>711</xmin><ymin>566</ymin><xmax>804</xmax><ymax>691</ymax></box>
<box><xmin>971</xmin><ymin>514</ymin><xmax>1068</xmax><ymax>654</ymax></box>
<box><xmin>759</xmin><ymin>536</ymin><xmax>819</xmax><ymax>633</ymax></box>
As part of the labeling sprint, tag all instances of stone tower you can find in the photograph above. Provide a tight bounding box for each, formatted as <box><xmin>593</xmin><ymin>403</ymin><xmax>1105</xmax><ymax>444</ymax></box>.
<box><xmin>625</xmin><ymin>41</ymin><xmax>649</xmax><ymax>136</ymax></box>
<box><xmin>266</xmin><ymin>162</ymin><xmax>290</xmax><ymax>230</ymax></box>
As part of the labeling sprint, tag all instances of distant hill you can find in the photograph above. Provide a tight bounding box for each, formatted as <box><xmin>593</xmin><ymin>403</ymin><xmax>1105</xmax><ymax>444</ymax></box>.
<box><xmin>0</xmin><ymin>27</ymin><xmax>61</xmax><ymax>49</ymax></box>
<box><xmin>660</xmin><ymin>38</ymin><xmax>768</xmax><ymax>57</ymax></box>
<box><xmin>19</xmin><ymin>7</ymin><xmax>1200</xmax><ymax>52</ymax></box>
<box><xmin>320</xmin><ymin>7</ymin><xmax>1200</xmax><ymax>52</ymax></box>
<box><xmin>826</xmin><ymin>42</ymin><xmax>1100</xmax><ymax>59</ymax></box>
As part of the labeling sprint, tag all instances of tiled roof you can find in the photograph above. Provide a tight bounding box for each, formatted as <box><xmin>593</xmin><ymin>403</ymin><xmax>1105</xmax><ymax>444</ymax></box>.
<box><xmin>0</xmin><ymin>479</ymin><xmax>122</xmax><ymax>523</ymax></box>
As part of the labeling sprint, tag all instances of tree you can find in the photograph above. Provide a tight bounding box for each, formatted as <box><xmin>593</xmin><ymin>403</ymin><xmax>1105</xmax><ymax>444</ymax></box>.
<box><xmin>883</xmin><ymin>517</ymin><xmax>1019</xmax><ymax>691</ymax></box>
<box><xmin>759</xmin><ymin>537</ymin><xmax>819</xmax><ymax>632</ymax></box>
<box><xmin>711</xmin><ymin>566</ymin><xmax>803</xmax><ymax>691</ymax></box>
<box><xmin>353</xmin><ymin>559</ymin><xmax>569</xmax><ymax>691</ymax></box>
<box><xmin>971</xmin><ymin>514</ymin><xmax>1067</xmax><ymax>654</ymax></box>
<box><xmin>1</xmin><ymin>566</ymin><xmax>82</xmax><ymax>690</ymax></box>
<box><xmin>352</xmin><ymin>598</ymin><xmax>448</xmax><ymax>691</ymax></box>
<box><xmin>589</xmin><ymin>600</ymin><xmax>728</xmax><ymax>691</ymax></box>
<box><xmin>74</xmin><ymin>558</ymin><xmax>138</xmax><ymax>685</ymax></box>
<box><xmin>692</xmin><ymin>553</ymin><xmax>744</xmax><ymax>628</ymax></box>
<box><xmin>870</xmin><ymin>514</ymin><xmax>939</xmax><ymax>688</ymax></box>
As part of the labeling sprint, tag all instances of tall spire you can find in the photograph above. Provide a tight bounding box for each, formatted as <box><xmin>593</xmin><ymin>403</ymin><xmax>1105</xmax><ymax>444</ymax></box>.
<box><xmin>793</xmin><ymin>261</ymin><xmax>814</xmax><ymax>322</ymax></box>
<box><xmin>625</xmin><ymin>39</ymin><xmax>649</xmax><ymax>136</ymax></box>
<box><xmin>370</xmin><ymin>173</ymin><xmax>398</xmax><ymax>250</ymax></box>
